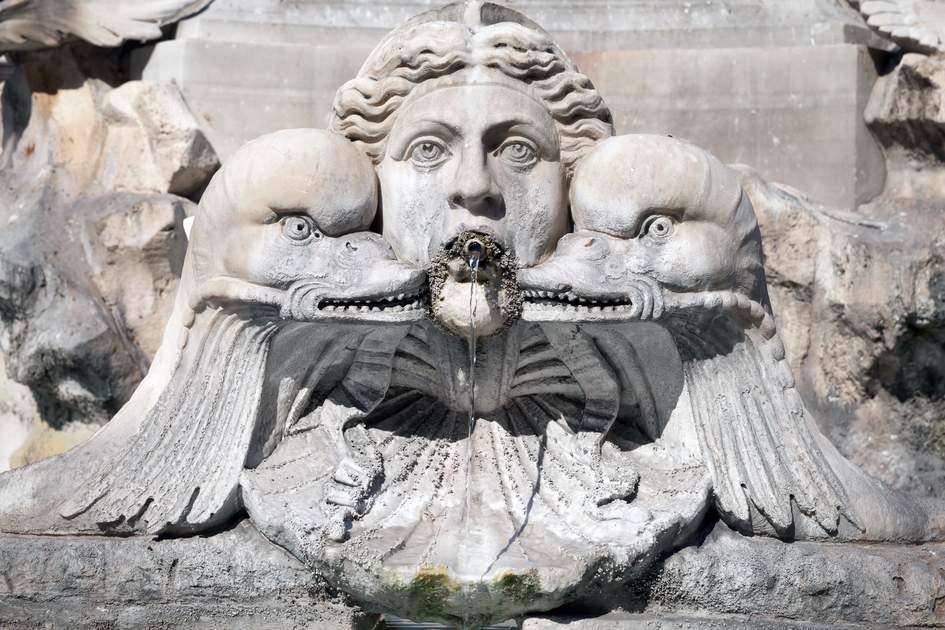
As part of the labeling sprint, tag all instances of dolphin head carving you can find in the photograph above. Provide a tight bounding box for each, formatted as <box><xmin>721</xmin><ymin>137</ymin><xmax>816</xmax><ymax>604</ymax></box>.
<box><xmin>188</xmin><ymin>128</ymin><xmax>427</xmax><ymax>324</ymax></box>
<box><xmin>519</xmin><ymin>134</ymin><xmax>767</xmax><ymax>324</ymax></box>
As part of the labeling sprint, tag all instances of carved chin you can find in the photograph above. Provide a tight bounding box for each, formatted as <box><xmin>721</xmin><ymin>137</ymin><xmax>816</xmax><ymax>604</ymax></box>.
<box><xmin>432</xmin><ymin>276</ymin><xmax>507</xmax><ymax>336</ymax></box>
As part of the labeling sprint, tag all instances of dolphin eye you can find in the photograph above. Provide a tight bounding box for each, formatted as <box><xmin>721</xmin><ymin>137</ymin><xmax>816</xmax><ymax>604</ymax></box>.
<box><xmin>282</xmin><ymin>216</ymin><xmax>320</xmax><ymax>242</ymax></box>
<box><xmin>640</xmin><ymin>215</ymin><xmax>675</xmax><ymax>239</ymax></box>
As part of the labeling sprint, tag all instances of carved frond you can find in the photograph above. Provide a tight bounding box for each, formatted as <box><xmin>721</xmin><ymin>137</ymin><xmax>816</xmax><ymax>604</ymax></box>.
<box><xmin>0</xmin><ymin>0</ymin><xmax>213</xmax><ymax>51</ymax></box>
<box><xmin>675</xmin><ymin>322</ymin><xmax>854</xmax><ymax>537</ymax></box>
<box><xmin>59</xmin><ymin>310</ymin><xmax>275</xmax><ymax>535</ymax></box>
<box><xmin>859</xmin><ymin>0</ymin><xmax>945</xmax><ymax>54</ymax></box>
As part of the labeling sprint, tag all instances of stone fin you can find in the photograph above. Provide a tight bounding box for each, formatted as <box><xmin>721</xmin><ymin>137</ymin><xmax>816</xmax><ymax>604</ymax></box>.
<box><xmin>58</xmin><ymin>310</ymin><xmax>275</xmax><ymax>535</ymax></box>
<box><xmin>678</xmin><ymin>326</ymin><xmax>851</xmax><ymax>536</ymax></box>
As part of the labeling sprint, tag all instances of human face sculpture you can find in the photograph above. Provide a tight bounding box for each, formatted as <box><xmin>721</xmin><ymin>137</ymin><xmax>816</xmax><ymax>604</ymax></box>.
<box><xmin>377</xmin><ymin>81</ymin><xmax>569</xmax><ymax>335</ymax></box>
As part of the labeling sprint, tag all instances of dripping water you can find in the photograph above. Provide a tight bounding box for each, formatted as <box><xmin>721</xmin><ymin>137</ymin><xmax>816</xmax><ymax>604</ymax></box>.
<box><xmin>463</xmin><ymin>238</ymin><xmax>482</xmax><ymax>534</ymax></box>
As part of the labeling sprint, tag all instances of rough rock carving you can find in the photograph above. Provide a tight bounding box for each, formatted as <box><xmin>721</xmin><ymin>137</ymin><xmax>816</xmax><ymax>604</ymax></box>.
<box><xmin>0</xmin><ymin>128</ymin><xmax>426</xmax><ymax>535</ymax></box>
<box><xmin>0</xmin><ymin>0</ymin><xmax>212</xmax><ymax>51</ymax></box>
<box><xmin>1</xmin><ymin>2</ymin><xmax>944</xmax><ymax>627</ymax></box>
<box><xmin>858</xmin><ymin>0</ymin><xmax>945</xmax><ymax>54</ymax></box>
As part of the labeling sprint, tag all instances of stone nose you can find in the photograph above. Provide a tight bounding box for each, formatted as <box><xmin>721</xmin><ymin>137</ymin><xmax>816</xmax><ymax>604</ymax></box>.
<box><xmin>447</xmin><ymin>156</ymin><xmax>505</xmax><ymax>221</ymax></box>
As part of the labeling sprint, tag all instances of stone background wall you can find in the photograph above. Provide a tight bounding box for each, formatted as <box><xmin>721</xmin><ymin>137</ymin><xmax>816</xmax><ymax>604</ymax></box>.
<box><xmin>1</xmin><ymin>0</ymin><xmax>944</xmax><ymax>500</ymax></box>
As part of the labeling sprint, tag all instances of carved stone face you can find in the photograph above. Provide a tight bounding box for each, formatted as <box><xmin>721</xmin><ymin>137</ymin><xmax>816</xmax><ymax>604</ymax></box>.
<box><xmin>377</xmin><ymin>81</ymin><xmax>568</xmax><ymax>335</ymax></box>
<box><xmin>377</xmin><ymin>83</ymin><xmax>569</xmax><ymax>267</ymax></box>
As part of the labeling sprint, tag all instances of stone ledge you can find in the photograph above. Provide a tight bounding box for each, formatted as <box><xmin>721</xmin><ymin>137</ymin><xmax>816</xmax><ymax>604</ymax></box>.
<box><xmin>0</xmin><ymin>520</ymin><xmax>374</xmax><ymax>630</ymax></box>
<box><xmin>2</xmin><ymin>520</ymin><xmax>944</xmax><ymax>628</ymax></box>
<box><xmin>524</xmin><ymin>613</ymin><xmax>897</xmax><ymax>629</ymax></box>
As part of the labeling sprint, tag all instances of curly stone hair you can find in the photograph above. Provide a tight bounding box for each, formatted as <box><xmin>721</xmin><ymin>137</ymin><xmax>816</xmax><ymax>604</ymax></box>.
<box><xmin>329</xmin><ymin>2</ymin><xmax>614</xmax><ymax>172</ymax></box>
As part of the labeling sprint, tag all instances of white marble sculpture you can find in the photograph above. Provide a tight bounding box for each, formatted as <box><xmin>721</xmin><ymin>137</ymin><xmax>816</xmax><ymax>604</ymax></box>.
<box><xmin>858</xmin><ymin>0</ymin><xmax>945</xmax><ymax>53</ymax></box>
<box><xmin>0</xmin><ymin>0</ymin><xmax>212</xmax><ymax>50</ymax></box>
<box><xmin>1</xmin><ymin>2</ymin><xmax>944</xmax><ymax>627</ymax></box>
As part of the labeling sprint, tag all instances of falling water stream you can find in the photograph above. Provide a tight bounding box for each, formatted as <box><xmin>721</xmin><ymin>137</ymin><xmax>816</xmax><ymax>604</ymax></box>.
<box><xmin>463</xmin><ymin>240</ymin><xmax>482</xmax><ymax>536</ymax></box>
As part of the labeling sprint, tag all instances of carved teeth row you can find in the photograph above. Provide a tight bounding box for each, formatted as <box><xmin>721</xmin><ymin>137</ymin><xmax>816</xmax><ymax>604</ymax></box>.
<box><xmin>521</xmin><ymin>289</ymin><xmax>628</xmax><ymax>306</ymax></box>
<box><xmin>526</xmin><ymin>302</ymin><xmax>631</xmax><ymax>312</ymax></box>
<box><xmin>319</xmin><ymin>291</ymin><xmax>427</xmax><ymax>313</ymax></box>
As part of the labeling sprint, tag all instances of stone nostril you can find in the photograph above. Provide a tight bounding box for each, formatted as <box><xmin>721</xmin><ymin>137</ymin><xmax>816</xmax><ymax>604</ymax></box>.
<box><xmin>449</xmin><ymin>193</ymin><xmax>463</xmax><ymax>208</ymax></box>
<box><xmin>345</xmin><ymin>241</ymin><xmax>358</xmax><ymax>252</ymax></box>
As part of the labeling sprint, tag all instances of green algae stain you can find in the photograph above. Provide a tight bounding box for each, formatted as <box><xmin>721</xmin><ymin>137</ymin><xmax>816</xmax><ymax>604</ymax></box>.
<box><xmin>393</xmin><ymin>565</ymin><xmax>459</xmax><ymax>621</ymax></box>
<box><xmin>493</xmin><ymin>569</ymin><xmax>540</xmax><ymax>604</ymax></box>
<box><xmin>384</xmin><ymin>565</ymin><xmax>545</xmax><ymax>628</ymax></box>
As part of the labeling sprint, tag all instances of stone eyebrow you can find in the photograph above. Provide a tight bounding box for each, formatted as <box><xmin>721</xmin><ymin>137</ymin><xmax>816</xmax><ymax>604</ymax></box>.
<box><xmin>386</xmin><ymin>120</ymin><xmax>463</xmax><ymax>159</ymax></box>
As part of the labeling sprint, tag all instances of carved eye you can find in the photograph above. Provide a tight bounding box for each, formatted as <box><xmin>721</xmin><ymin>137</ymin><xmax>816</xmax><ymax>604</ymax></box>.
<box><xmin>498</xmin><ymin>140</ymin><xmax>537</xmax><ymax>168</ymax></box>
<box><xmin>282</xmin><ymin>216</ymin><xmax>320</xmax><ymax>242</ymax></box>
<box><xmin>407</xmin><ymin>138</ymin><xmax>450</xmax><ymax>168</ymax></box>
<box><xmin>641</xmin><ymin>215</ymin><xmax>675</xmax><ymax>239</ymax></box>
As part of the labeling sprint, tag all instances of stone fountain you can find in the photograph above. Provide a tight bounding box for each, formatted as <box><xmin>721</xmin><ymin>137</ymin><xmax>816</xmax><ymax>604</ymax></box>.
<box><xmin>3</xmin><ymin>3</ymin><xmax>945</xmax><ymax>629</ymax></box>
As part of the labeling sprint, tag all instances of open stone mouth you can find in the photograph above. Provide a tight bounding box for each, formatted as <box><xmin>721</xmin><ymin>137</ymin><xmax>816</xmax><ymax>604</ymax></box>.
<box><xmin>521</xmin><ymin>289</ymin><xmax>634</xmax><ymax>312</ymax></box>
<box><xmin>317</xmin><ymin>286</ymin><xmax>430</xmax><ymax>313</ymax></box>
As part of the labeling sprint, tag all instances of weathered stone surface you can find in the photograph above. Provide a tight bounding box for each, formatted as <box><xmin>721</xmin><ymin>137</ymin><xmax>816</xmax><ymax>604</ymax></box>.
<box><xmin>866</xmin><ymin>53</ymin><xmax>945</xmax><ymax>163</ymax></box>
<box><xmin>865</xmin><ymin>53</ymin><xmax>945</xmax><ymax>202</ymax></box>
<box><xmin>170</xmin><ymin>0</ymin><xmax>878</xmax><ymax>51</ymax></box>
<box><xmin>3</xmin><ymin>520</ymin><xmax>944</xmax><ymax>629</ymax></box>
<box><xmin>101</xmin><ymin>81</ymin><xmax>219</xmax><ymax>198</ymax></box>
<box><xmin>0</xmin><ymin>520</ymin><xmax>376</xmax><ymax>630</ymax></box>
<box><xmin>0</xmin><ymin>354</ymin><xmax>35</xmax><ymax>471</ymax></box>
<box><xmin>528</xmin><ymin>521</ymin><xmax>945</xmax><ymax>628</ymax></box>
<box><xmin>572</xmin><ymin>44</ymin><xmax>886</xmax><ymax>210</ymax></box>
<box><xmin>134</xmin><ymin>0</ymin><xmax>887</xmax><ymax>209</ymax></box>
<box><xmin>0</xmin><ymin>46</ymin><xmax>214</xmax><ymax>465</ymax></box>
<box><xmin>4</xmin><ymin>3</ymin><xmax>945</xmax><ymax>628</ymax></box>
<box><xmin>738</xmin><ymin>167</ymin><xmax>945</xmax><ymax>498</ymax></box>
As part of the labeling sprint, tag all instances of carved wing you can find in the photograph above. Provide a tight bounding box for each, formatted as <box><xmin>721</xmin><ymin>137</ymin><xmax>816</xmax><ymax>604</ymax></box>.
<box><xmin>58</xmin><ymin>310</ymin><xmax>276</xmax><ymax>535</ymax></box>
<box><xmin>674</xmin><ymin>320</ymin><xmax>855</xmax><ymax>537</ymax></box>
<box><xmin>0</xmin><ymin>0</ymin><xmax>212</xmax><ymax>50</ymax></box>
<box><xmin>859</xmin><ymin>0</ymin><xmax>945</xmax><ymax>53</ymax></box>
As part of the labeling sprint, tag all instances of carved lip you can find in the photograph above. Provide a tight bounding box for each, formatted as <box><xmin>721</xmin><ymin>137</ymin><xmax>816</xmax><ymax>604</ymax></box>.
<box><xmin>519</xmin><ymin>289</ymin><xmax>639</xmax><ymax>322</ymax></box>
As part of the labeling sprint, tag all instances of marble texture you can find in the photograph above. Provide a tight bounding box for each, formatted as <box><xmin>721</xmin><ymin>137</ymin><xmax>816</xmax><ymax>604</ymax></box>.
<box><xmin>2</xmin><ymin>2</ymin><xmax>945</xmax><ymax>629</ymax></box>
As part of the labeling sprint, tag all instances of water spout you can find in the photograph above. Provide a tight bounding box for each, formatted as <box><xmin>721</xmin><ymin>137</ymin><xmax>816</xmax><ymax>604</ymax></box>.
<box><xmin>464</xmin><ymin>238</ymin><xmax>484</xmax><ymax>268</ymax></box>
<box><xmin>464</xmin><ymin>241</ymin><xmax>479</xmax><ymax>536</ymax></box>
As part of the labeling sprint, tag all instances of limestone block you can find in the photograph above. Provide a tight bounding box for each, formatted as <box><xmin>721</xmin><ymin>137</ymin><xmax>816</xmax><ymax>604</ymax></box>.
<box><xmin>527</xmin><ymin>523</ymin><xmax>945</xmax><ymax>628</ymax></box>
<box><xmin>864</xmin><ymin>53</ymin><xmax>945</xmax><ymax>202</ymax></box>
<box><xmin>171</xmin><ymin>0</ymin><xmax>879</xmax><ymax>51</ymax></box>
<box><xmin>0</xmin><ymin>193</ymin><xmax>190</xmax><ymax>464</ymax></box>
<box><xmin>0</xmin><ymin>521</ymin><xmax>376</xmax><ymax>630</ymax></box>
<box><xmin>526</xmin><ymin>617</ymin><xmax>888</xmax><ymax>630</ymax></box>
<box><xmin>0</xmin><ymin>46</ymin><xmax>215</xmax><ymax>463</ymax></box>
<box><xmin>739</xmin><ymin>168</ymin><xmax>945</xmax><ymax>497</ymax></box>
<box><xmin>573</xmin><ymin>44</ymin><xmax>886</xmax><ymax>210</ymax></box>
<box><xmin>132</xmin><ymin>0</ymin><xmax>888</xmax><ymax>208</ymax></box>
<box><xmin>135</xmin><ymin>38</ymin><xmax>366</xmax><ymax>159</ymax></box>
<box><xmin>92</xmin><ymin>194</ymin><xmax>189</xmax><ymax>359</ymax></box>
<box><xmin>3</xmin><ymin>521</ymin><xmax>944</xmax><ymax>628</ymax></box>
